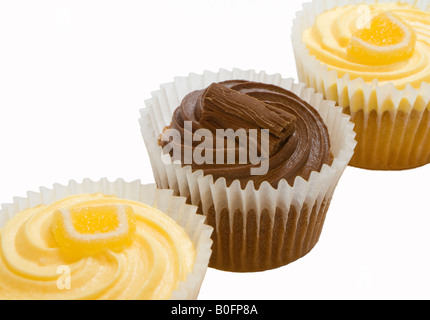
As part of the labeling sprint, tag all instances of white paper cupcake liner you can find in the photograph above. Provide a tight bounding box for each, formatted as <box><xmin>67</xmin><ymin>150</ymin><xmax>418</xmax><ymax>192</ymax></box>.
<box><xmin>291</xmin><ymin>0</ymin><xmax>430</xmax><ymax>170</ymax></box>
<box><xmin>0</xmin><ymin>178</ymin><xmax>213</xmax><ymax>300</ymax></box>
<box><xmin>292</xmin><ymin>0</ymin><xmax>430</xmax><ymax>113</ymax></box>
<box><xmin>139</xmin><ymin>68</ymin><xmax>356</xmax><ymax>272</ymax></box>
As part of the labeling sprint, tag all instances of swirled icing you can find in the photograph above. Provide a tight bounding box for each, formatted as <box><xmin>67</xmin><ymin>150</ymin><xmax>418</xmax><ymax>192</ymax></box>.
<box><xmin>0</xmin><ymin>193</ymin><xmax>195</xmax><ymax>300</ymax></box>
<box><xmin>159</xmin><ymin>80</ymin><xmax>332</xmax><ymax>188</ymax></box>
<box><xmin>302</xmin><ymin>2</ymin><xmax>430</xmax><ymax>90</ymax></box>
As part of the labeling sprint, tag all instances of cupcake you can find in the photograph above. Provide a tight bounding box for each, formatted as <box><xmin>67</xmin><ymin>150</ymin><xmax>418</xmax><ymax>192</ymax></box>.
<box><xmin>292</xmin><ymin>0</ymin><xmax>430</xmax><ymax>170</ymax></box>
<box><xmin>140</xmin><ymin>69</ymin><xmax>356</xmax><ymax>272</ymax></box>
<box><xmin>0</xmin><ymin>178</ymin><xmax>213</xmax><ymax>300</ymax></box>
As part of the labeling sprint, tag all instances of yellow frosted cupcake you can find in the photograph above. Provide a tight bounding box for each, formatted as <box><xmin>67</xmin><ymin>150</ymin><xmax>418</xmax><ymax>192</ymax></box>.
<box><xmin>0</xmin><ymin>178</ymin><xmax>213</xmax><ymax>300</ymax></box>
<box><xmin>292</xmin><ymin>1</ymin><xmax>430</xmax><ymax>170</ymax></box>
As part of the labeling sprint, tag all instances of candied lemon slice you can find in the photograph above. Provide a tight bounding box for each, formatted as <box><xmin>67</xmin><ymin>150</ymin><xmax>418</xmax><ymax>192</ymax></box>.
<box><xmin>347</xmin><ymin>11</ymin><xmax>416</xmax><ymax>65</ymax></box>
<box><xmin>52</xmin><ymin>204</ymin><xmax>136</xmax><ymax>256</ymax></box>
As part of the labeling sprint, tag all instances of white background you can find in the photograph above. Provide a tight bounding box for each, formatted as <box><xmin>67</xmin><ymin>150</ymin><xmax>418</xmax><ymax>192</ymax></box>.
<box><xmin>0</xmin><ymin>0</ymin><xmax>429</xmax><ymax>300</ymax></box>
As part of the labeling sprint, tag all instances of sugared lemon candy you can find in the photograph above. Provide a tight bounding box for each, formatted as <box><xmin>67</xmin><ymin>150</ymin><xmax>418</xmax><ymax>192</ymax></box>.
<box><xmin>347</xmin><ymin>11</ymin><xmax>416</xmax><ymax>65</ymax></box>
<box><xmin>52</xmin><ymin>204</ymin><xmax>136</xmax><ymax>256</ymax></box>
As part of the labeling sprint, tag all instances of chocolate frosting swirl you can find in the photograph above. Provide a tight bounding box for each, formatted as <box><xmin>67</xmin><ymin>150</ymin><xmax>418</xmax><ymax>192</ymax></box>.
<box><xmin>159</xmin><ymin>80</ymin><xmax>332</xmax><ymax>188</ymax></box>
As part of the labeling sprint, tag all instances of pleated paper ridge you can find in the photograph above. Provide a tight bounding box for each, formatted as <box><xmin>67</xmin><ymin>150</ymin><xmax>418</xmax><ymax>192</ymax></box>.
<box><xmin>291</xmin><ymin>0</ymin><xmax>430</xmax><ymax>169</ymax></box>
<box><xmin>139</xmin><ymin>69</ymin><xmax>356</xmax><ymax>271</ymax></box>
<box><xmin>0</xmin><ymin>178</ymin><xmax>213</xmax><ymax>300</ymax></box>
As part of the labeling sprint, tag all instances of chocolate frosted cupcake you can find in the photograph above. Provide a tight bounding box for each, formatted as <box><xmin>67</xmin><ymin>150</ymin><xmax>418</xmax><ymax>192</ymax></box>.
<box><xmin>140</xmin><ymin>69</ymin><xmax>356</xmax><ymax>272</ymax></box>
<box><xmin>160</xmin><ymin>80</ymin><xmax>333</xmax><ymax>188</ymax></box>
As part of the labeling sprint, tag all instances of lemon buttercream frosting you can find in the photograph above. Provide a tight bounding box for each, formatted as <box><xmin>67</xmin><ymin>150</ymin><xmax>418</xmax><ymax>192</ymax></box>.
<box><xmin>302</xmin><ymin>2</ymin><xmax>430</xmax><ymax>90</ymax></box>
<box><xmin>293</xmin><ymin>1</ymin><xmax>430</xmax><ymax>169</ymax></box>
<box><xmin>0</xmin><ymin>193</ymin><xmax>196</xmax><ymax>300</ymax></box>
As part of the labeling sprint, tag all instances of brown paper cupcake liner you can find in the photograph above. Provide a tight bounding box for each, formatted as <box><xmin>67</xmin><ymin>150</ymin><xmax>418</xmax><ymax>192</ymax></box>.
<box><xmin>205</xmin><ymin>198</ymin><xmax>332</xmax><ymax>272</ymax></box>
